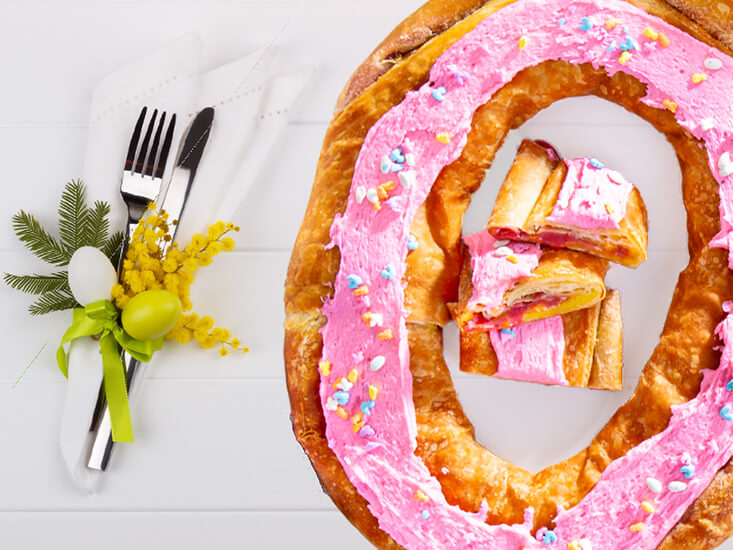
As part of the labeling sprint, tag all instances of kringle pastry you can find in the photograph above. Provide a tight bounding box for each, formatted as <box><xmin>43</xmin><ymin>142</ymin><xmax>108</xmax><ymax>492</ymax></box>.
<box><xmin>450</xmin><ymin>231</ymin><xmax>609</xmax><ymax>331</ymax></box>
<box><xmin>488</xmin><ymin>139</ymin><xmax>649</xmax><ymax>267</ymax></box>
<box><xmin>284</xmin><ymin>0</ymin><xmax>733</xmax><ymax>548</ymax></box>
<box><xmin>459</xmin><ymin>289</ymin><xmax>623</xmax><ymax>389</ymax></box>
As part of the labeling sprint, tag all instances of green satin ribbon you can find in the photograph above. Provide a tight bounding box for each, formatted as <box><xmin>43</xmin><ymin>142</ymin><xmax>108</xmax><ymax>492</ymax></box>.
<box><xmin>56</xmin><ymin>300</ymin><xmax>163</xmax><ymax>443</ymax></box>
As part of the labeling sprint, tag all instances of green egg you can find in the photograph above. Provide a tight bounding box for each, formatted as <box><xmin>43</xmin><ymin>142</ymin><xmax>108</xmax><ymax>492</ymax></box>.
<box><xmin>121</xmin><ymin>289</ymin><xmax>182</xmax><ymax>341</ymax></box>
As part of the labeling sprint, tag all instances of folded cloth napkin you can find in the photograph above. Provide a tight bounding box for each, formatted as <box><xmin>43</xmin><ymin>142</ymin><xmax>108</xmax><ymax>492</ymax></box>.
<box><xmin>61</xmin><ymin>30</ymin><xmax>313</xmax><ymax>492</ymax></box>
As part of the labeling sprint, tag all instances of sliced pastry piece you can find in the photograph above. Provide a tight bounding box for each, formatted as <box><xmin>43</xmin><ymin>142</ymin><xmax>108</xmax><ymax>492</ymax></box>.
<box><xmin>488</xmin><ymin>139</ymin><xmax>649</xmax><ymax>267</ymax></box>
<box><xmin>459</xmin><ymin>289</ymin><xmax>623</xmax><ymax>390</ymax></box>
<box><xmin>449</xmin><ymin>230</ymin><xmax>609</xmax><ymax>332</ymax></box>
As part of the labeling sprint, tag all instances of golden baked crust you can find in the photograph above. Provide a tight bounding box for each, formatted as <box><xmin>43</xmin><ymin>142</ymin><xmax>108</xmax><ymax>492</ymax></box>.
<box><xmin>662</xmin><ymin>0</ymin><xmax>733</xmax><ymax>49</ymax></box>
<box><xmin>285</xmin><ymin>1</ymin><xmax>733</xmax><ymax>548</ymax></box>
<box><xmin>458</xmin><ymin>290</ymin><xmax>623</xmax><ymax>389</ymax></box>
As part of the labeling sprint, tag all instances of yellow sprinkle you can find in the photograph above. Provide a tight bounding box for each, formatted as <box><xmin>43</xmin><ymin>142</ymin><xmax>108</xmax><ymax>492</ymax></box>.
<box><xmin>318</xmin><ymin>361</ymin><xmax>331</xmax><ymax>377</ymax></box>
<box><xmin>605</xmin><ymin>203</ymin><xmax>615</xmax><ymax>214</ymax></box>
<box><xmin>354</xmin><ymin>285</ymin><xmax>369</xmax><ymax>296</ymax></box>
<box><xmin>619</xmin><ymin>51</ymin><xmax>633</xmax><ymax>65</ymax></box>
<box><xmin>414</xmin><ymin>490</ymin><xmax>430</xmax><ymax>502</ymax></box>
<box><xmin>377</xmin><ymin>186</ymin><xmax>389</xmax><ymax>200</ymax></box>
<box><xmin>658</xmin><ymin>33</ymin><xmax>670</xmax><ymax>47</ymax></box>
<box><xmin>371</xmin><ymin>201</ymin><xmax>381</xmax><ymax>211</ymax></box>
<box><xmin>692</xmin><ymin>72</ymin><xmax>707</xmax><ymax>83</ymax></box>
<box><xmin>362</xmin><ymin>313</ymin><xmax>372</xmax><ymax>324</ymax></box>
<box><xmin>643</xmin><ymin>27</ymin><xmax>658</xmax><ymax>40</ymax></box>
<box><xmin>347</xmin><ymin>369</ymin><xmax>359</xmax><ymax>383</ymax></box>
<box><xmin>378</xmin><ymin>329</ymin><xmax>393</xmax><ymax>340</ymax></box>
<box><xmin>630</xmin><ymin>522</ymin><xmax>645</xmax><ymax>533</ymax></box>
<box><xmin>641</xmin><ymin>501</ymin><xmax>656</xmax><ymax>513</ymax></box>
<box><xmin>605</xmin><ymin>19</ymin><xmax>619</xmax><ymax>30</ymax></box>
<box><xmin>568</xmin><ymin>542</ymin><xmax>582</xmax><ymax>550</ymax></box>
<box><xmin>518</xmin><ymin>36</ymin><xmax>527</xmax><ymax>50</ymax></box>
<box><xmin>351</xmin><ymin>412</ymin><xmax>365</xmax><ymax>432</ymax></box>
<box><xmin>369</xmin><ymin>385</ymin><xmax>379</xmax><ymax>400</ymax></box>
<box><xmin>506</xmin><ymin>255</ymin><xmax>519</xmax><ymax>264</ymax></box>
<box><xmin>381</xmin><ymin>180</ymin><xmax>395</xmax><ymax>192</ymax></box>
<box><xmin>335</xmin><ymin>406</ymin><xmax>348</xmax><ymax>419</ymax></box>
<box><xmin>333</xmin><ymin>378</ymin><xmax>345</xmax><ymax>389</ymax></box>
<box><xmin>663</xmin><ymin>99</ymin><xmax>678</xmax><ymax>113</ymax></box>
<box><xmin>435</xmin><ymin>132</ymin><xmax>451</xmax><ymax>143</ymax></box>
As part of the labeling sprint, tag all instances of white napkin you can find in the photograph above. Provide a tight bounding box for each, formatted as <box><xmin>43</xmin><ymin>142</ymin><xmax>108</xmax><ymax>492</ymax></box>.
<box><xmin>61</xmin><ymin>30</ymin><xmax>314</xmax><ymax>492</ymax></box>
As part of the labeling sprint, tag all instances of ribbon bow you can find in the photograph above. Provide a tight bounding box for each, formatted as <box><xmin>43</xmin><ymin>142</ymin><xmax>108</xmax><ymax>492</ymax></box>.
<box><xmin>56</xmin><ymin>300</ymin><xmax>163</xmax><ymax>443</ymax></box>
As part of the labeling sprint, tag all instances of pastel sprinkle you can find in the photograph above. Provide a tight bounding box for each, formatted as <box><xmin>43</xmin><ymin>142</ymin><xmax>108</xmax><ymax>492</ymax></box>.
<box><xmin>721</xmin><ymin>404</ymin><xmax>733</xmax><ymax>421</ymax></box>
<box><xmin>432</xmin><ymin>86</ymin><xmax>447</xmax><ymax>101</ymax></box>
<box><xmin>319</xmin><ymin>361</ymin><xmax>331</xmax><ymax>376</ymax></box>
<box><xmin>399</xmin><ymin>170</ymin><xmax>417</xmax><ymax>189</ymax></box>
<box><xmin>361</xmin><ymin>400</ymin><xmax>376</xmax><ymax>415</ymax></box>
<box><xmin>435</xmin><ymin>132</ymin><xmax>451</xmax><ymax>143</ymax></box>
<box><xmin>380</xmin><ymin>156</ymin><xmax>391</xmax><ymax>174</ymax></box>
<box><xmin>347</xmin><ymin>369</ymin><xmax>358</xmax><ymax>383</ymax></box>
<box><xmin>415</xmin><ymin>489</ymin><xmax>430</xmax><ymax>502</ymax></box>
<box><xmin>390</xmin><ymin>162</ymin><xmax>403</xmax><ymax>172</ymax></box>
<box><xmin>366</xmin><ymin>188</ymin><xmax>380</xmax><ymax>205</ymax></box>
<box><xmin>705</xmin><ymin>58</ymin><xmax>723</xmax><ymax>70</ymax></box>
<box><xmin>605</xmin><ymin>203</ymin><xmax>615</xmax><ymax>214</ymax></box>
<box><xmin>405</xmin><ymin>153</ymin><xmax>416</xmax><ymax>166</ymax></box>
<box><xmin>619</xmin><ymin>51</ymin><xmax>632</xmax><ymax>64</ymax></box>
<box><xmin>518</xmin><ymin>36</ymin><xmax>528</xmax><ymax>50</ymax></box>
<box><xmin>579</xmin><ymin>540</ymin><xmax>592</xmax><ymax>550</ymax></box>
<box><xmin>370</xmin><ymin>356</ymin><xmax>386</xmax><ymax>371</ymax></box>
<box><xmin>718</xmin><ymin>152</ymin><xmax>733</xmax><ymax>178</ymax></box>
<box><xmin>558</xmin><ymin>17</ymin><xmax>566</xmax><ymax>25</ymax></box>
<box><xmin>568</xmin><ymin>542</ymin><xmax>581</xmax><ymax>550</ymax></box>
<box><xmin>692</xmin><ymin>73</ymin><xmax>707</xmax><ymax>84</ymax></box>
<box><xmin>605</xmin><ymin>18</ymin><xmax>619</xmax><ymax>30</ymax></box>
<box><xmin>643</xmin><ymin>27</ymin><xmax>658</xmax><ymax>40</ymax></box>
<box><xmin>325</xmin><ymin>397</ymin><xmax>338</xmax><ymax>411</ymax></box>
<box><xmin>589</xmin><ymin>157</ymin><xmax>604</xmax><ymax>169</ymax></box>
<box><xmin>727</xmin><ymin>379</ymin><xmax>733</xmax><ymax>391</ymax></box>
<box><xmin>493</xmin><ymin>239</ymin><xmax>510</xmax><ymax>248</ymax></box>
<box><xmin>681</xmin><ymin>464</ymin><xmax>696</xmax><ymax>479</ymax></box>
<box><xmin>606</xmin><ymin>40</ymin><xmax>617</xmax><ymax>53</ymax></box>
<box><xmin>494</xmin><ymin>245</ymin><xmax>512</xmax><ymax>257</ymax></box>
<box><xmin>352</xmin><ymin>413</ymin><xmax>365</xmax><ymax>432</ymax></box>
<box><xmin>619</xmin><ymin>37</ymin><xmax>636</xmax><ymax>51</ymax></box>
<box><xmin>368</xmin><ymin>385</ymin><xmax>378</xmax><ymax>400</ymax></box>
<box><xmin>629</xmin><ymin>522</ymin><xmax>645</xmax><ymax>533</ymax></box>
<box><xmin>364</xmin><ymin>442</ymin><xmax>379</xmax><ymax>451</ymax></box>
<box><xmin>390</xmin><ymin>148</ymin><xmax>405</xmax><ymax>163</ymax></box>
<box><xmin>346</xmin><ymin>274</ymin><xmax>363</xmax><ymax>289</ymax></box>
<box><xmin>641</xmin><ymin>501</ymin><xmax>656</xmax><ymax>513</ymax></box>
<box><xmin>355</xmin><ymin>186</ymin><xmax>366</xmax><ymax>203</ymax></box>
<box><xmin>579</xmin><ymin>17</ymin><xmax>592</xmax><ymax>31</ymax></box>
<box><xmin>663</xmin><ymin>99</ymin><xmax>678</xmax><ymax>113</ymax></box>
<box><xmin>646</xmin><ymin>477</ymin><xmax>663</xmax><ymax>493</ymax></box>
<box><xmin>335</xmin><ymin>406</ymin><xmax>348</xmax><ymax>419</ymax></box>
<box><xmin>359</xmin><ymin>425</ymin><xmax>375</xmax><ymax>438</ymax></box>
<box><xmin>421</xmin><ymin>510</ymin><xmax>430</xmax><ymax>520</ymax></box>
<box><xmin>543</xmin><ymin>530</ymin><xmax>558</xmax><ymax>544</ymax></box>
<box><xmin>381</xmin><ymin>264</ymin><xmax>396</xmax><ymax>280</ymax></box>
<box><xmin>353</xmin><ymin>285</ymin><xmax>369</xmax><ymax>296</ymax></box>
<box><xmin>506</xmin><ymin>255</ymin><xmax>519</xmax><ymax>264</ymax></box>
<box><xmin>333</xmin><ymin>391</ymin><xmax>350</xmax><ymax>405</ymax></box>
<box><xmin>334</xmin><ymin>378</ymin><xmax>353</xmax><ymax>391</ymax></box>
<box><xmin>658</xmin><ymin>33</ymin><xmax>670</xmax><ymax>47</ymax></box>
<box><xmin>407</xmin><ymin>234</ymin><xmax>419</xmax><ymax>250</ymax></box>
<box><xmin>701</xmin><ymin>118</ymin><xmax>715</xmax><ymax>131</ymax></box>
<box><xmin>377</xmin><ymin>329</ymin><xmax>393</xmax><ymax>340</ymax></box>
<box><xmin>368</xmin><ymin>313</ymin><xmax>383</xmax><ymax>327</ymax></box>
<box><xmin>669</xmin><ymin>481</ymin><xmax>687</xmax><ymax>492</ymax></box>
<box><xmin>501</xmin><ymin>328</ymin><xmax>516</xmax><ymax>338</ymax></box>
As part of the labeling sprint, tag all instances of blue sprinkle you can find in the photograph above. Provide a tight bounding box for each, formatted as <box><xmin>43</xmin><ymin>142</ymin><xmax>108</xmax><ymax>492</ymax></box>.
<box><xmin>589</xmin><ymin>157</ymin><xmax>605</xmax><ymax>169</ymax></box>
<box><xmin>361</xmin><ymin>400</ymin><xmax>376</xmax><ymax>415</ymax></box>
<box><xmin>390</xmin><ymin>148</ymin><xmax>405</xmax><ymax>164</ymax></box>
<box><xmin>681</xmin><ymin>464</ymin><xmax>696</xmax><ymax>479</ymax></box>
<box><xmin>380</xmin><ymin>156</ymin><xmax>392</xmax><ymax>174</ymax></box>
<box><xmin>381</xmin><ymin>264</ymin><xmax>396</xmax><ymax>280</ymax></box>
<box><xmin>619</xmin><ymin>37</ymin><xmax>636</xmax><ymax>51</ymax></box>
<box><xmin>606</xmin><ymin>40</ymin><xmax>617</xmax><ymax>53</ymax></box>
<box><xmin>500</xmin><ymin>328</ymin><xmax>516</xmax><ymax>338</ymax></box>
<box><xmin>543</xmin><ymin>530</ymin><xmax>558</xmax><ymax>544</ymax></box>
<box><xmin>346</xmin><ymin>274</ymin><xmax>363</xmax><ymax>289</ymax></box>
<box><xmin>579</xmin><ymin>17</ymin><xmax>593</xmax><ymax>31</ymax></box>
<box><xmin>407</xmin><ymin>234</ymin><xmax>419</xmax><ymax>251</ymax></box>
<box><xmin>421</xmin><ymin>510</ymin><xmax>430</xmax><ymax>519</ymax></box>
<box><xmin>333</xmin><ymin>391</ymin><xmax>350</xmax><ymax>405</ymax></box>
<box><xmin>390</xmin><ymin>163</ymin><xmax>403</xmax><ymax>172</ymax></box>
<box><xmin>721</xmin><ymin>405</ymin><xmax>733</xmax><ymax>421</ymax></box>
<box><xmin>726</xmin><ymin>379</ymin><xmax>733</xmax><ymax>392</ymax></box>
<box><xmin>624</xmin><ymin>26</ymin><xmax>630</xmax><ymax>34</ymax></box>
<box><xmin>432</xmin><ymin>86</ymin><xmax>447</xmax><ymax>101</ymax></box>
<box><xmin>558</xmin><ymin>17</ymin><xmax>566</xmax><ymax>25</ymax></box>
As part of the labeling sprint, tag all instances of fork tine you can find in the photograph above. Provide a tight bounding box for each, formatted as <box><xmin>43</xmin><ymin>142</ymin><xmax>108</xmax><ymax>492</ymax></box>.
<box><xmin>144</xmin><ymin>112</ymin><xmax>166</xmax><ymax>178</ymax></box>
<box><xmin>124</xmin><ymin>107</ymin><xmax>147</xmax><ymax>172</ymax></box>
<box><xmin>134</xmin><ymin>108</ymin><xmax>158</xmax><ymax>175</ymax></box>
<box><xmin>155</xmin><ymin>113</ymin><xmax>177</xmax><ymax>180</ymax></box>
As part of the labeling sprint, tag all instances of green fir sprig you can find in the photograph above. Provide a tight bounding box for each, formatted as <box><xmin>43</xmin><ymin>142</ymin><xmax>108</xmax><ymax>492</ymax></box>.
<box><xmin>4</xmin><ymin>180</ymin><xmax>123</xmax><ymax>315</ymax></box>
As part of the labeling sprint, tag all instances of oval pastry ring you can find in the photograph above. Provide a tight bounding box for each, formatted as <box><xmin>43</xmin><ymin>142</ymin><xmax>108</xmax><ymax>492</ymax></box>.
<box><xmin>285</xmin><ymin>0</ymin><xmax>733</xmax><ymax>548</ymax></box>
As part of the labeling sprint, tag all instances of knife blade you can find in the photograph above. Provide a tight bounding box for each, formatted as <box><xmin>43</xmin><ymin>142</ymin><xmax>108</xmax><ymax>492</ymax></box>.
<box><xmin>86</xmin><ymin>107</ymin><xmax>216</xmax><ymax>471</ymax></box>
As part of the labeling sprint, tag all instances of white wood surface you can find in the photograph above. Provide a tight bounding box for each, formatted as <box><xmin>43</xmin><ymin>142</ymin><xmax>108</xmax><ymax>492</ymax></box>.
<box><xmin>1</xmin><ymin>1</ymin><xmax>731</xmax><ymax>549</ymax></box>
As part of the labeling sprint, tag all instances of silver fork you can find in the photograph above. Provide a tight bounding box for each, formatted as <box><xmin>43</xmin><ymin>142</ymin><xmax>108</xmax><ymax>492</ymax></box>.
<box><xmin>87</xmin><ymin>107</ymin><xmax>176</xmax><ymax>466</ymax></box>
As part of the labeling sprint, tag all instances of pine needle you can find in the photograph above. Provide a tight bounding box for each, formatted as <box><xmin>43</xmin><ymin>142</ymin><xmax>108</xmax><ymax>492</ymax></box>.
<box><xmin>58</xmin><ymin>179</ymin><xmax>89</xmax><ymax>254</ymax></box>
<box><xmin>12</xmin><ymin>210</ymin><xmax>70</xmax><ymax>267</ymax></box>
<box><xmin>28</xmin><ymin>290</ymin><xmax>78</xmax><ymax>316</ymax></box>
<box><xmin>84</xmin><ymin>200</ymin><xmax>111</xmax><ymax>249</ymax></box>
<box><xmin>3</xmin><ymin>271</ymin><xmax>68</xmax><ymax>295</ymax></box>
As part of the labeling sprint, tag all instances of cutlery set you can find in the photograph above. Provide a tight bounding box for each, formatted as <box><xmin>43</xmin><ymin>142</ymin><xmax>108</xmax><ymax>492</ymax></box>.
<box><xmin>84</xmin><ymin>105</ymin><xmax>215</xmax><ymax>471</ymax></box>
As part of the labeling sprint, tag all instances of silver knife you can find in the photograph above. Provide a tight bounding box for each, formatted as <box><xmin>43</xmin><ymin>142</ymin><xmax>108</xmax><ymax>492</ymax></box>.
<box><xmin>87</xmin><ymin>107</ymin><xmax>216</xmax><ymax>471</ymax></box>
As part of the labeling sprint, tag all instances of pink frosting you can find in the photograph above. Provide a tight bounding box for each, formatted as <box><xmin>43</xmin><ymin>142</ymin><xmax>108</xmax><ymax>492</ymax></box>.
<box><xmin>547</xmin><ymin>158</ymin><xmax>634</xmax><ymax>229</ymax></box>
<box><xmin>321</xmin><ymin>0</ymin><xmax>733</xmax><ymax>548</ymax></box>
<box><xmin>490</xmin><ymin>317</ymin><xmax>568</xmax><ymax>385</ymax></box>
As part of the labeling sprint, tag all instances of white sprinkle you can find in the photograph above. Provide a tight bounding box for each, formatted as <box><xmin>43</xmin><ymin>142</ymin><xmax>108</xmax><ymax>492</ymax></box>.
<box><xmin>380</xmin><ymin>155</ymin><xmax>391</xmax><ymax>174</ymax></box>
<box><xmin>399</xmin><ymin>170</ymin><xmax>417</xmax><ymax>189</ymax></box>
<box><xmin>366</xmin><ymin>188</ymin><xmax>380</xmax><ymax>204</ymax></box>
<box><xmin>492</xmin><ymin>239</ymin><xmax>510</xmax><ymax>248</ymax></box>
<box><xmin>579</xmin><ymin>540</ymin><xmax>593</xmax><ymax>550</ymax></box>
<box><xmin>494</xmin><ymin>246</ymin><xmax>513</xmax><ymax>257</ymax></box>
<box><xmin>369</xmin><ymin>313</ymin><xmax>384</xmax><ymax>327</ymax></box>
<box><xmin>719</xmin><ymin>152</ymin><xmax>733</xmax><ymax>178</ymax></box>
<box><xmin>335</xmin><ymin>379</ymin><xmax>353</xmax><ymax>391</ymax></box>
<box><xmin>405</xmin><ymin>153</ymin><xmax>416</xmax><ymax>166</ymax></box>
<box><xmin>370</xmin><ymin>356</ymin><xmax>386</xmax><ymax>371</ymax></box>
<box><xmin>355</xmin><ymin>186</ymin><xmax>367</xmax><ymax>203</ymax></box>
<box><xmin>669</xmin><ymin>481</ymin><xmax>687</xmax><ymax>492</ymax></box>
<box><xmin>646</xmin><ymin>477</ymin><xmax>663</xmax><ymax>493</ymax></box>
<box><xmin>700</xmin><ymin>118</ymin><xmax>715</xmax><ymax>132</ymax></box>
<box><xmin>704</xmin><ymin>58</ymin><xmax>723</xmax><ymax>70</ymax></box>
<box><xmin>325</xmin><ymin>397</ymin><xmax>338</xmax><ymax>411</ymax></box>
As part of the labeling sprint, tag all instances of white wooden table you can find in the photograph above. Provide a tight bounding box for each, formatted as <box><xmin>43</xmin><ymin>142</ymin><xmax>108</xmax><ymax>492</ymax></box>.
<box><xmin>1</xmin><ymin>1</ymin><xmax>731</xmax><ymax>548</ymax></box>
